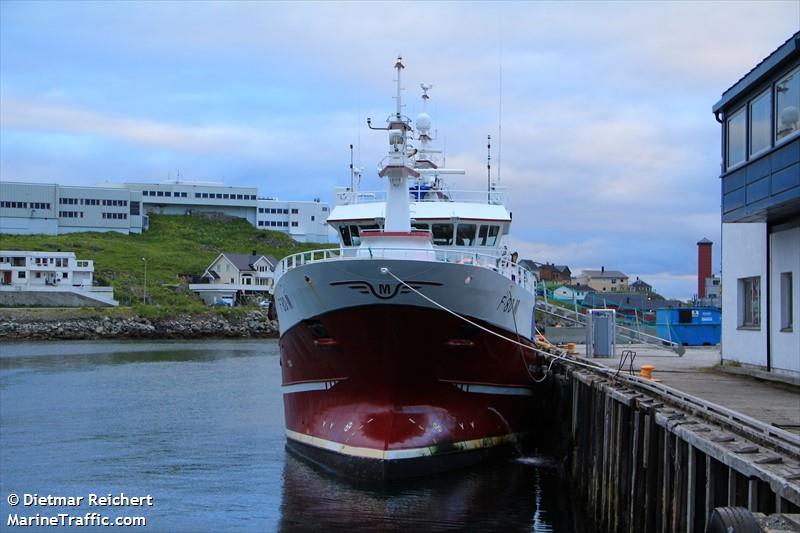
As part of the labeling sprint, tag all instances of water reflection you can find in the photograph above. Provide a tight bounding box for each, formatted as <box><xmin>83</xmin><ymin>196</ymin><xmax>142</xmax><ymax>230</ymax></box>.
<box><xmin>279</xmin><ymin>452</ymin><xmax>577</xmax><ymax>532</ymax></box>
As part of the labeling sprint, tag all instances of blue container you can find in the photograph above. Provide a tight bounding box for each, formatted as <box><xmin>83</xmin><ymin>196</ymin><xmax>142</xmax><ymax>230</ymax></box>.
<box><xmin>655</xmin><ymin>307</ymin><xmax>721</xmax><ymax>346</ymax></box>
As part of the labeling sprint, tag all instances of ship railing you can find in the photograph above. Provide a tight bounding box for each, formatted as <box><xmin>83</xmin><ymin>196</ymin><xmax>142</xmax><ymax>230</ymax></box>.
<box><xmin>334</xmin><ymin>187</ymin><xmax>506</xmax><ymax>206</ymax></box>
<box><xmin>275</xmin><ymin>247</ymin><xmax>536</xmax><ymax>293</ymax></box>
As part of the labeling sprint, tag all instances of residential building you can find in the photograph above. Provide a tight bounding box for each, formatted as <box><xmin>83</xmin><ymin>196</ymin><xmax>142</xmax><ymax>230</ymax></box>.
<box><xmin>552</xmin><ymin>284</ymin><xmax>594</xmax><ymax>303</ymax></box>
<box><xmin>1</xmin><ymin>180</ymin><xmax>331</xmax><ymax>242</ymax></box>
<box><xmin>630</xmin><ymin>277</ymin><xmax>653</xmax><ymax>293</ymax></box>
<box><xmin>518</xmin><ymin>260</ymin><xmax>540</xmax><ymax>281</ymax></box>
<box><xmin>0</xmin><ymin>182</ymin><xmax>145</xmax><ymax>235</ymax></box>
<box><xmin>704</xmin><ymin>276</ymin><xmax>722</xmax><ymax>304</ymax></box>
<box><xmin>0</xmin><ymin>250</ymin><xmax>117</xmax><ymax>306</ymax></box>
<box><xmin>712</xmin><ymin>31</ymin><xmax>799</xmax><ymax>381</ymax></box>
<box><xmin>574</xmin><ymin>267</ymin><xmax>629</xmax><ymax>292</ymax></box>
<box><xmin>538</xmin><ymin>263</ymin><xmax>572</xmax><ymax>283</ymax></box>
<box><xmin>190</xmin><ymin>251</ymin><xmax>279</xmax><ymax>304</ymax></box>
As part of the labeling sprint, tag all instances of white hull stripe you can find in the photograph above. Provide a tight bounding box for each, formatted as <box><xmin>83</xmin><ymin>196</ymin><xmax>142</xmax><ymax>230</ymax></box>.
<box><xmin>450</xmin><ymin>382</ymin><xmax>535</xmax><ymax>396</ymax></box>
<box><xmin>282</xmin><ymin>380</ymin><xmax>341</xmax><ymax>394</ymax></box>
<box><xmin>286</xmin><ymin>429</ymin><xmax>522</xmax><ymax>460</ymax></box>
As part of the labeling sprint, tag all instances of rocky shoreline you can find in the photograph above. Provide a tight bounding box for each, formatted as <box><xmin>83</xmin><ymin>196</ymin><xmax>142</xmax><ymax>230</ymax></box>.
<box><xmin>0</xmin><ymin>310</ymin><xmax>278</xmax><ymax>341</ymax></box>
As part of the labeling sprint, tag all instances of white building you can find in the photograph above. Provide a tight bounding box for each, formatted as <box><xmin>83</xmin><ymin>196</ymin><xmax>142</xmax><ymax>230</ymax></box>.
<box><xmin>256</xmin><ymin>198</ymin><xmax>329</xmax><ymax>243</ymax></box>
<box><xmin>552</xmin><ymin>284</ymin><xmax>593</xmax><ymax>303</ymax></box>
<box><xmin>0</xmin><ymin>182</ymin><xmax>145</xmax><ymax>235</ymax></box>
<box><xmin>190</xmin><ymin>252</ymin><xmax>279</xmax><ymax>304</ymax></box>
<box><xmin>714</xmin><ymin>32</ymin><xmax>799</xmax><ymax>382</ymax></box>
<box><xmin>0</xmin><ymin>250</ymin><xmax>117</xmax><ymax>306</ymax></box>
<box><xmin>1</xmin><ymin>180</ymin><xmax>330</xmax><ymax>242</ymax></box>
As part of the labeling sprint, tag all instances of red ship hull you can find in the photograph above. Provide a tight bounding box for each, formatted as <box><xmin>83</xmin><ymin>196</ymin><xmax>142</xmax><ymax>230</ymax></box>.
<box><xmin>280</xmin><ymin>304</ymin><xmax>545</xmax><ymax>480</ymax></box>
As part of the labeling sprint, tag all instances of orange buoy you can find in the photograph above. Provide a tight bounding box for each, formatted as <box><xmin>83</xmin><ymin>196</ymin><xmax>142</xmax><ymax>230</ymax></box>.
<box><xmin>567</xmin><ymin>343</ymin><xmax>577</xmax><ymax>355</ymax></box>
<box><xmin>640</xmin><ymin>365</ymin><xmax>655</xmax><ymax>380</ymax></box>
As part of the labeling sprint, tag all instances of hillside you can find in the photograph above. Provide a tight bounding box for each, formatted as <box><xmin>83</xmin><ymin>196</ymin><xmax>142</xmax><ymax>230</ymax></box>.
<box><xmin>0</xmin><ymin>214</ymin><xmax>327</xmax><ymax>311</ymax></box>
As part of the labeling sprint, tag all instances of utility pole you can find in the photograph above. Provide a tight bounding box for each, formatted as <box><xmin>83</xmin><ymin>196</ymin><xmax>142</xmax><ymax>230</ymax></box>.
<box><xmin>141</xmin><ymin>257</ymin><xmax>148</xmax><ymax>304</ymax></box>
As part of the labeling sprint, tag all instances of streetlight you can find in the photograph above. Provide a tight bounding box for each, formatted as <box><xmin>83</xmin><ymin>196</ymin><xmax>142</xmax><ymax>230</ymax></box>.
<box><xmin>141</xmin><ymin>257</ymin><xmax>148</xmax><ymax>304</ymax></box>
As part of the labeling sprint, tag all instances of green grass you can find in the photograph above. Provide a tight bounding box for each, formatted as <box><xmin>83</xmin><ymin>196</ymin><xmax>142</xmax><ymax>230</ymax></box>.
<box><xmin>0</xmin><ymin>214</ymin><xmax>330</xmax><ymax>312</ymax></box>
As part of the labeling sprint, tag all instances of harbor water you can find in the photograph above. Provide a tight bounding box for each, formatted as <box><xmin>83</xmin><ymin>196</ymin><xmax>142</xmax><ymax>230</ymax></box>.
<box><xmin>0</xmin><ymin>339</ymin><xmax>581</xmax><ymax>532</ymax></box>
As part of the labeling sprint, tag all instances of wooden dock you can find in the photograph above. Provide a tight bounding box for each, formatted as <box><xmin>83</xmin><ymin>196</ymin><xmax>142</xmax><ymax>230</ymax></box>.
<box><xmin>547</xmin><ymin>344</ymin><xmax>800</xmax><ymax>532</ymax></box>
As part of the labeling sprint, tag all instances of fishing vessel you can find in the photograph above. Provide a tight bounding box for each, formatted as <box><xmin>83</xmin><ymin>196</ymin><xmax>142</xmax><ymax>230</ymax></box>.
<box><xmin>273</xmin><ymin>57</ymin><xmax>542</xmax><ymax>479</ymax></box>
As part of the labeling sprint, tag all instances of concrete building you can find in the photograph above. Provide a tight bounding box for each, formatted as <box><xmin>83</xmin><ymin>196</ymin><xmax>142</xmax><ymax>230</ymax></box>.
<box><xmin>1</xmin><ymin>180</ymin><xmax>330</xmax><ymax>242</ymax></box>
<box><xmin>574</xmin><ymin>268</ymin><xmax>630</xmax><ymax>292</ymax></box>
<box><xmin>190</xmin><ymin>252</ymin><xmax>279</xmax><ymax>304</ymax></box>
<box><xmin>123</xmin><ymin>181</ymin><xmax>258</xmax><ymax>225</ymax></box>
<box><xmin>713</xmin><ymin>31</ymin><xmax>799</xmax><ymax>381</ymax></box>
<box><xmin>256</xmin><ymin>198</ymin><xmax>329</xmax><ymax>243</ymax></box>
<box><xmin>0</xmin><ymin>182</ymin><xmax>145</xmax><ymax>235</ymax></box>
<box><xmin>0</xmin><ymin>250</ymin><xmax>117</xmax><ymax>306</ymax></box>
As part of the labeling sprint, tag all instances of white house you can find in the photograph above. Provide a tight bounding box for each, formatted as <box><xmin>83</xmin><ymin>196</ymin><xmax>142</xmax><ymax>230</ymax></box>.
<box><xmin>552</xmin><ymin>284</ymin><xmax>594</xmax><ymax>303</ymax></box>
<box><xmin>190</xmin><ymin>252</ymin><xmax>278</xmax><ymax>304</ymax></box>
<box><xmin>0</xmin><ymin>250</ymin><xmax>117</xmax><ymax>306</ymax></box>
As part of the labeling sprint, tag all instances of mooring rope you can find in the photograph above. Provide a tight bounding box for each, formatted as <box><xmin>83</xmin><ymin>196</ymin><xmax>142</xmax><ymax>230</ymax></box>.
<box><xmin>381</xmin><ymin>267</ymin><xmax>608</xmax><ymax>380</ymax></box>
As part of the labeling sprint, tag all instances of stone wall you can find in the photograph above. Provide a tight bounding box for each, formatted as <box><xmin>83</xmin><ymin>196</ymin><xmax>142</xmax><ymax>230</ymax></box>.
<box><xmin>0</xmin><ymin>310</ymin><xmax>278</xmax><ymax>340</ymax></box>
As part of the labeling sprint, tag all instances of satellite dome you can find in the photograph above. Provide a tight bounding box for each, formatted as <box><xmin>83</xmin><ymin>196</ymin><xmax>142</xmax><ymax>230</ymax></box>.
<box><xmin>416</xmin><ymin>112</ymin><xmax>432</xmax><ymax>132</ymax></box>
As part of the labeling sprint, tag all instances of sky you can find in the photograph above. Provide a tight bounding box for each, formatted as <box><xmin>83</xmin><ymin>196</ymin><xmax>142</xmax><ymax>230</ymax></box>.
<box><xmin>1</xmin><ymin>1</ymin><xmax>799</xmax><ymax>299</ymax></box>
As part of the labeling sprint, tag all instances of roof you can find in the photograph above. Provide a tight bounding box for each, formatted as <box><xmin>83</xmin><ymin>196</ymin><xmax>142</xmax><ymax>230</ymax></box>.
<box><xmin>220</xmin><ymin>253</ymin><xmax>269</xmax><ymax>272</ymax></box>
<box><xmin>713</xmin><ymin>31</ymin><xmax>800</xmax><ymax>113</ymax></box>
<box><xmin>580</xmin><ymin>269</ymin><xmax>627</xmax><ymax>279</ymax></box>
<box><xmin>541</xmin><ymin>264</ymin><xmax>570</xmax><ymax>273</ymax></box>
<box><xmin>630</xmin><ymin>279</ymin><xmax>652</xmax><ymax>287</ymax></box>
<box><xmin>582</xmin><ymin>292</ymin><xmax>676</xmax><ymax>310</ymax></box>
<box><xmin>697</xmin><ymin>238</ymin><xmax>712</xmax><ymax>245</ymax></box>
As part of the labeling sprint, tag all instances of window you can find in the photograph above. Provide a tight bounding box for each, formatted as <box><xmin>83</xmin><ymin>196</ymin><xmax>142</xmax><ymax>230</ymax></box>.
<box><xmin>202</xmin><ymin>193</ymin><xmax>209</xmax><ymax>198</ymax></box>
<box><xmin>311</xmin><ymin>215</ymin><xmax>315</xmax><ymax>221</ymax></box>
<box><xmin>237</xmin><ymin>194</ymin><xmax>243</xmax><ymax>200</ymax></box>
<box><xmin>156</xmin><ymin>191</ymin><xmax>163</xmax><ymax>197</ymax></box>
<box><xmin>749</xmin><ymin>89</ymin><xmax>771</xmax><ymax>156</ymax></box>
<box><xmin>130</xmin><ymin>201</ymin><xmax>140</xmax><ymax>216</ymax></box>
<box><xmin>291</xmin><ymin>208</ymin><xmax>298</xmax><ymax>214</ymax></box>
<box><xmin>432</xmin><ymin>223</ymin><xmax>454</xmax><ymax>246</ymax></box>
<box><xmin>726</xmin><ymin>107</ymin><xmax>746</xmax><ymax>169</ymax></box>
<box><xmin>776</xmin><ymin>67</ymin><xmax>799</xmax><ymax>143</ymax></box>
<box><xmin>476</xmin><ymin>225</ymin><xmax>500</xmax><ymax>246</ymax></box>
<box><xmin>455</xmin><ymin>224</ymin><xmax>476</xmax><ymax>246</ymax></box>
<box><xmin>164</xmin><ymin>192</ymin><xmax>171</xmax><ymax>197</ymax></box>
<box><xmin>216</xmin><ymin>193</ymin><xmax>222</xmax><ymax>199</ymax></box>
<box><xmin>291</xmin><ymin>221</ymin><xmax>298</xmax><ymax>227</ymax></box>
<box><xmin>18</xmin><ymin>271</ymin><xmax>25</xmax><ymax>279</ymax></box>
<box><xmin>412</xmin><ymin>223</ymin><xmax>430</xmax><ymax>231</ymax></box>
<box><xmin>781</xmin><ymin>272</ymin><xmax>793</xmax><ymax>331</ymax></box>
<box><xmin>62</xmin><ymin>272</ymin><xmax>68</xmax><ymax>279</ymax></box>
<box><xmin>195</xmin><ymin>193</ymin><xmax>201</xmax><ymax>198</ymax></box>
<box><xmin>738</xmin><ymin>276</ymin><xmax>760</xmax><ymax>328</ymax></box>
<box><xmin>339</xmin><ymin>225</ymin><xmax>352</xmax><ymax>246</ymax></box>
<box><xmin>258</xmin><ymin>221</ymin><xmax>264</xmax><ymax>227</ymax></box>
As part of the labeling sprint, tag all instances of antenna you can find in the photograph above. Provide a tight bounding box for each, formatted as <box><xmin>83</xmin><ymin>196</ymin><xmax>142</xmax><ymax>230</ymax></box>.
<box><xmin>349</xmin><ymin>144</ymin><xmax>354</xmax><ymax>191</ymax></box>
<box><xmin>487</xmin><ymin>134</ymin><xmax>492</xmax><ymax>202</ymax></box>
<box><xmin>394</xmin><ymin>56</ymin><xmax>404</xmax><ymax>119</ymax></box>
<box><xmin>497</xmin><ymin>8</ymin><xmax>504</xmax><ymax>183</ymax></box>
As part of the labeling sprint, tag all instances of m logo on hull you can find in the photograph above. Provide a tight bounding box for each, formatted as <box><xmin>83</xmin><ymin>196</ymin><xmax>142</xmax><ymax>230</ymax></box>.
<box><xmin>330</xmin><ymin>280</ymin><xmax>443</xmax><ymax>300</ymax></box>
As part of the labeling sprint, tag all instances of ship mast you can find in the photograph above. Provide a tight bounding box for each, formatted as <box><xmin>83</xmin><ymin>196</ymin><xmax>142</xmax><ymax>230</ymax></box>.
<box><xmin>368</xmin><ymin>56</ymin><xmax>419</xmax><ymax>232</ymax></box>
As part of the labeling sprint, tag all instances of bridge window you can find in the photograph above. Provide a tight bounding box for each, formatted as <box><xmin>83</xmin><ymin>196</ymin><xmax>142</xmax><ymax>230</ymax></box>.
<box><xmin>726</xmin><ymin>107</ymin><xmax>746</xmax><ymax>169</ymax></box>
<box><xmin>477</xmin><ymin>225</ymin><xmax>500</xmax><ymax>246</ymax></box>
<box><xmin>455</xmin><ymin>224</ymin><xmax>477</xmax><ymax>246</ymax></box>
<box><xmin>412</xmin><ymin>223</ymin><xmax>430</xmax><ymax>231</ymax></box>
<box><xmin>776</xmin><ymin>66</ymin><xmax>799</xmax><ymax>143</ymax></box>
<box><xmin>749</xmin><ymin>89</ymin><xmax>771</xmax><ymax>157</ymax></box>
<box><xmin>432</xmin><ymin>223</ymin><xmax>454</xmax><ymax>246</ymax></box>
<box><xmin>338</xmin><ymin>225</ymin><xmax>352</xmax><ymax>246</ymax></box>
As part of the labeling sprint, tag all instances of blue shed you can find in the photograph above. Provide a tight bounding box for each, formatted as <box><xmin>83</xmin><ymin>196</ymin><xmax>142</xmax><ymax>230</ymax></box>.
<box><xmin>656</xmin><ymin>307</ymin><xmax>721</xmax><ymax>346</ymax></box>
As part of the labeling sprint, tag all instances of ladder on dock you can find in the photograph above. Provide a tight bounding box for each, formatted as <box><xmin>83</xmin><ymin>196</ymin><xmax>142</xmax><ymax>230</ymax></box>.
<box><xmin>535</xmin><ymin>299</ymin><xmax>686</xmax><ymax>356</ymax></box>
